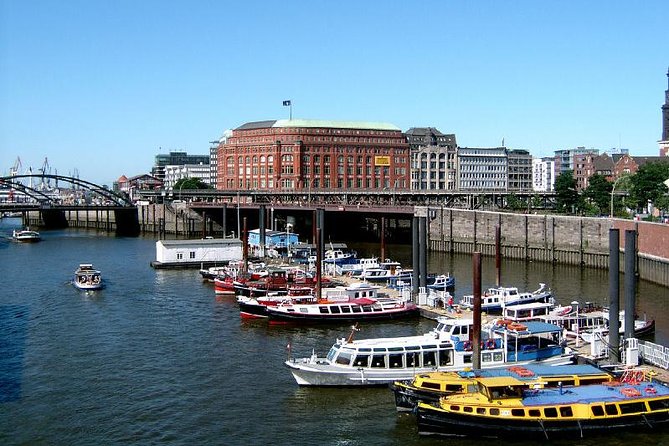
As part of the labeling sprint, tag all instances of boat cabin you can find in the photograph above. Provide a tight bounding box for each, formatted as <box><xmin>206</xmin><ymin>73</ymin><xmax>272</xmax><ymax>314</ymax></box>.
<box><xmin>502</xmin><ymin>302</ymin><xmax>554</xmax><ymax>321</ymax></box>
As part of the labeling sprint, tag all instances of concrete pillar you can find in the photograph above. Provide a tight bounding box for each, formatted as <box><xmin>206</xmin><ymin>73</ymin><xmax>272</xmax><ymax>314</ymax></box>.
<box><xmin>624</xmin><ymin>230</ymin><xmax>636</xmax><ymax>340</ymax></box>
<box><xmin>609</xmin><ymin>228</ymin><xmax>620</xmax><ymax>361</ymax></box>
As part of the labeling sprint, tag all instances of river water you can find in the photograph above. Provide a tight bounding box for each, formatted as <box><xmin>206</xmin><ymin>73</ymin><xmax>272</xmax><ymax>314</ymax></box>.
<box><xmin>1</xmin><ymin>217</ymin><xmax>668</xmax><ymax>446</ymax></box>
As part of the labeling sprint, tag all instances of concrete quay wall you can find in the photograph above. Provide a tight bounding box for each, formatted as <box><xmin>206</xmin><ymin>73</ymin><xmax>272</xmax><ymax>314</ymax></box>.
<box><xmin>429</xmin><ymin>208</ymin><xmax>669</xmax><ymax>286</ymax></box>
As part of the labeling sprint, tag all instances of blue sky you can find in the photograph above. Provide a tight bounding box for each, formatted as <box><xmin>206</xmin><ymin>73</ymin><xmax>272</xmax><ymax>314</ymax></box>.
<box><xmin>1</xmin><ymin>0</ymin><xmax>668</xmax><ymax>185</ymax></box>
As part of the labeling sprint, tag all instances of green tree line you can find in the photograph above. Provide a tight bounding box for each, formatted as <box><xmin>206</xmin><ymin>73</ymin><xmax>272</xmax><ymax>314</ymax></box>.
<box><xmin>555</xmin><ymin>160</ymin><xmax>669</xmax><ymax>219</ymax></box>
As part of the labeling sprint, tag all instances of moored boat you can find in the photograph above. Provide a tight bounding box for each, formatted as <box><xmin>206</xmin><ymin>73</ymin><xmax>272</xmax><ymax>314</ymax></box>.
<box><xmin>426</xmin><ymin>274</ymin><xmax>455</xmax><ymax>291</ymax></box>
<box><xmin>238</xmin><ymin>287</ymin><xmax>316</xmax><ymax>319</ymax></box>
<box><xmin>284</xmin><ymin>317</ymin><xmax>573</xmax><ymax>386</ymax></box>
<box><xmin>73</xmin><ymin>263</ymin><xmax>103</xmax><ymax>290</ymax></box>
<box><xmin>416</xmin><ymin>369</ymin><xmax>669</xmax><ymax>439</ymax></box>
<box><xmin>459</xmin><ymin>283</ymin><xmax>553</xmax><ymax>313</ymax></box>
<box><xmin>267</xmin><ymin>282</ymin><xmax>418</xmax><ymax>324</ymax></box>
<box><xmin>12</xmin><ymin>228</ymin><xmax>41</xmax><ymax>243</ymax></box>
<box><xmin>391</xmin><ymin>363</ymin><xmax>614</xmax><ymax>412</ymax></box>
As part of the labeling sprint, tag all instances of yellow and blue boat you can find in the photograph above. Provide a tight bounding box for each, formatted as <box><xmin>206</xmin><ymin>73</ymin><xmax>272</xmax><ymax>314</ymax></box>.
<box><xmin>416</xmin><ymin>370</ymin><xmax>669</xmax><ymax>439</ymax></box>
<box><xmin>392</xmin><ymin>363</ymin><xmax>614</xmax><ymax>412</ymax></box>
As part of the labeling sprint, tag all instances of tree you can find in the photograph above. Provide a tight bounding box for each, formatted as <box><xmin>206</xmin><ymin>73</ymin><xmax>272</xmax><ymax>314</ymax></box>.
<box><xmin>174</xmin><ymin>177</ymin><xmax>211</xmax><ymax>190</ymax></box>
<box><xmin>554</xmin><ymin>171</ymin><xmax>579</xmax><ymax>214</ymax></box>
<box><xmin>629</xmin><ymin>161</ymin><xmax>669</xmax><ymax>214</ymax></box>
<box><xmin>582</xmin><ymin>174</ymin><xmax>612</xmax><ymax>216</ymax></box>
<box><xmin>506</xmin><ymin>193</ymin><xmax>525</xmax><ymax>211</ymax></box>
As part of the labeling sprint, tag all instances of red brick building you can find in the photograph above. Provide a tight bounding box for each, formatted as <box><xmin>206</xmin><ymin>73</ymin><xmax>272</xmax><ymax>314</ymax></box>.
<box><xmin>216</xmin><ymin>119</ymin><xmax>410</xmax><ymax>192</ymax></box>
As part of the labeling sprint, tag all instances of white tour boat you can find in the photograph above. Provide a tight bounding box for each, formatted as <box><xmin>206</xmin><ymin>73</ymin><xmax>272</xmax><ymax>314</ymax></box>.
<box><xmin>73</xmin><ymin>263</ymin><xmax>103</xmax><ymax>290</ymax></box>
<box><xmin>284</xmin><ymin>317</ymin><xmax>573</xmax><ymax>386</ymax></box>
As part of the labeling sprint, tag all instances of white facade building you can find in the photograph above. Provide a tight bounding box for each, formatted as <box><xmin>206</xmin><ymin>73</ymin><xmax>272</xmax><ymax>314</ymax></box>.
<box><xmin>532</xmin><ymin>157</ymin><xmax>556</xmax><ymax>192</ymax></box>
<box><xmin>164</xmin><ymin>163</ymin><xmax>212</xmax><ymax>190</ymax></box>
<box><xmin>457</xmin><ymin>147</ymin><xmax>508</xmax><ymax>191</ymax></box>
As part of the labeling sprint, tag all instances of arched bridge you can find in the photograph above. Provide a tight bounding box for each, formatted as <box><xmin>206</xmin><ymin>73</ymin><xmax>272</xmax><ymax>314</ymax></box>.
<box><xmin>1</xmin><ymin>174</ymin><xmax>139</xmax><ymax>236</ymax></box>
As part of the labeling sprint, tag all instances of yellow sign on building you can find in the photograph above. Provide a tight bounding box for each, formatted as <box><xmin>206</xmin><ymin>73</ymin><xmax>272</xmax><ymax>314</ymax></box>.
<box><xmin>374</xmin><ymin>156</ymin><xmax>391</xmax><ymax>166</ymax></box>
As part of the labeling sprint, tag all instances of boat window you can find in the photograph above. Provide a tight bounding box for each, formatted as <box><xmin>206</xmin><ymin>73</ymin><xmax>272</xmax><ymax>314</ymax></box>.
<box><xmin>476</xmin><ymin>407</ymin><xmax>486</xmax><ymax>414</ymax></box>
<box><xmin>373</xmin><ymin>348</ymin><xmax>387</xmax><ymax>352</ymax></box>
<box><xmin>358</xmin><ymin>348</ymin><xmax>372</xmax><ymax>352</ymax></box>
<box><xmin>330</xmin><ymin>306</ymin><xmax>341</xmax><ymax>314</ymax></box>
<box><xmin>335</xmin><ymin>351</ymin><xmax>352</xmax><ymax>365</ymax></box>
<box><xmin>389</xmin><ymin>353</ymin><xmax>403</xmax><ymax>368</ymax></box>
<box><xmin>326</xmin><ymin>346</ymin><xmax>339</xmax><ymax>362</ymax></box>
<box><xmin>604</xmin><ymin>404</ymin><xmax>618</xmax><ymax>415</ymax></box>
<box><xmin>463</xmin><ymin>354</ymin><xmax>472</xmax><ymax>364</ymax></box>
<box><xmin>371</xmin><ymin>355</ymin><xmax>385</xmax><ymax>368</ymax></box>
<box><xmin>481</xmin><ymin>353</ymin><xmax>492</xmax><ymax>363</ymax></box>
<box><xmin>463</xmin><ymin>406</ymin><xmax>473</xmax><ymax>413</ymax></box>
<box><xmin>362</xmin><ymin>305</ymin><xmax>373</xmax><ymax>312</ymax></box>
<box><xmin>493</xmin><ymin>352</ymin><xmax>503</xmax><ymax>361</ymax></box>
<box><xmin>648</xmin><ymin>399</ymin><xmax>669</xmax><ymax>411</ymax></box>
<box><xmin>489</xmin><ymin>408</ymin><xmax>499</xmax><ymax>416</ymax></box>
<box><xmin>619</xmin><ymin>402</ymin><xmax>646</xmax><ymax>414</ymax></box>
<box><xmin>449</xmin><ymin>405</ymin><xmax>460</xmax><ymax>411</ymax></box>
<box><xmin>424</xmin><ymin>345</ymin><xmax>437</xmax><ymax>350</ymax></box>
<box><xmin>422</xmin><ymin>382</ymin><xmax>441</xmax><ymax>391</ymax></box>
<box><xmin>406</xmin><ymin>346</ymin><xmax>420</xmax><ymax>351</ymax></box>
<box><xmin>351</xmin><ymin>306</ymin><xmax>362</xmax><ymax>313</ymax></box>
<box><xmin>452</xmin><ymin>326</ymin><xmax>461</xmax><ymax>335</ymax></box>
<box><xmin>406</xmin><ymin>352</ymin><xmax>419</xmax><ymax>367</ymax></box>
<box><xmin>340</xmin><ymin>306</ymin><xmax>351</xmax><ymax>313</ymax></box>
<box><xmin>544</xmin><ymin>407</ymin><xmax>558</xmax><ymax>418</ymax></box>
<box><xmin>352</xmin><ymin>354</ymin><xmax>369</xmax><ymax>367</ymax></box>
<box><xmin>388</xmin><ymin>347</ymin><xmax>404</xmax><ymax>352</ymax></box>
<box><xmin>422</xmin><ymin>351</ymin><xmax>436</xmax><ymax>367</ymax></box>
<box><xmin>319</xmin><ymin>306</ymin><xmax>330</xmax><ymax>313</ymax></box>
<box><xmin>559</xmin><ymin>406</ymin><xmax>573</xmax><ymax>417</ymax></box>
<box><xmin>591</xmin><ymin>405</ymin><xmax>605</xmax><ymax>416</ymax></box>
<box><xmin>438</xmin><ymin>350</ymin><xmax>451</xmax><ymax>366</ymax></box>
<box><xmin>511</xmin><ymin>409</ymin><xmax>524</xmax><ymax>417</ymax></box>
<box><xmin>528</xmin><ymin>409</ymin><xmax>541</xmax><ymax>417</ymax></box>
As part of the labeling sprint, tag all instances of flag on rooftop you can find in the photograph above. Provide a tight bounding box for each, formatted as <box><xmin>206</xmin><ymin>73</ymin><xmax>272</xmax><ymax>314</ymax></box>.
<box><xmin>283</xmin><ymin>100</ymin><xmax>291</xmax><ymax>106</ymax></box>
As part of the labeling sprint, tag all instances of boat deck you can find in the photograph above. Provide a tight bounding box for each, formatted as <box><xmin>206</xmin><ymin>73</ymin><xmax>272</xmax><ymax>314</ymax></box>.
<box><xmin>520</xmin><ymin>380</ymin><xmax>669</xmax><ymax>405</ymax></box>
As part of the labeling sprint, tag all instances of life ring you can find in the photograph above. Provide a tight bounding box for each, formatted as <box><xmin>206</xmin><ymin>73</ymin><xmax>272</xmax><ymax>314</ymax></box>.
<box><xmin>463</xmin><ymin>341</ymin><xmax>472</xmax><ymax>351</ymax></box>
<box><xmin>645</xmin><ymin>386</ymin><xmax>657</xmax><ymax>394</ymax></box>
<box><xmin>620</xmin><ymin>387</ymin><xmax>641</xmax><ymax>397</ymax></box>
<box><xmin>486</xmin><ymin>339</ymin><xmax>496</xmax><ymax>350</ymax></box>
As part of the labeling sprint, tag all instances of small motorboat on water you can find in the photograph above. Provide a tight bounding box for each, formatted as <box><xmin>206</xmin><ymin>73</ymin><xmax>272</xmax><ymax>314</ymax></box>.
<box><xmin>12</xmin><ymin>228</ymin><xmax>41</xmax><ymax>243</ymax></box>
<box><xmin>73</xmin><ymin>263</ymin><xmax>103</xmax><ymax>290</ymax></box>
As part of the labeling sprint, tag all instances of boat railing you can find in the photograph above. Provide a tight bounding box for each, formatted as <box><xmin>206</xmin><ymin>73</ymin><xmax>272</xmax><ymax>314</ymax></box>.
<box><xmin>638</xmin><ymin>339</ymin><xmax>669</xmax><ymax>370</ymax></box>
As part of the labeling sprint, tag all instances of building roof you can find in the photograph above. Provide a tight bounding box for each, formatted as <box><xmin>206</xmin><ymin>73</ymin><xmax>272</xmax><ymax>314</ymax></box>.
<box><xmin>405</xmin><ymin>127</ymin><xmax>447</xmax><ymax>137</ymax></box>
<box><xmin>158</xmin><ymin>238</ymin><xmax>242</xmax><ymax>248</ymax></box>
<box><xmin>236</xmin><ymin>119</ymin><xmax>401</xmax><ymax>132</ymax></box>
<box><xmin>592</xmin><ymin>154</ymin><xmax>614</xmax><ymax>172</ymax></box>
<box><xmin>633</xmin><ymin>156</ymin><xmax>668</xmax><ymax>167</ymax></box>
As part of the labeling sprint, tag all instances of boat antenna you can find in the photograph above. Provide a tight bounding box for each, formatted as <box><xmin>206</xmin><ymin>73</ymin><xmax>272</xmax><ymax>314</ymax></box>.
<box><xmin>346</xmin><ymin>323</ymin><xmax>360</xmax><ymax>343</ymax></box>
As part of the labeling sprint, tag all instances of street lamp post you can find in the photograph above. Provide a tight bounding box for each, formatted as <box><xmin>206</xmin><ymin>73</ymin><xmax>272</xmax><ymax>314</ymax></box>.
<box><xmin>610</xmin><ymin>175</ymin><xmax>626</xmax><ymax>218</ymax></box>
